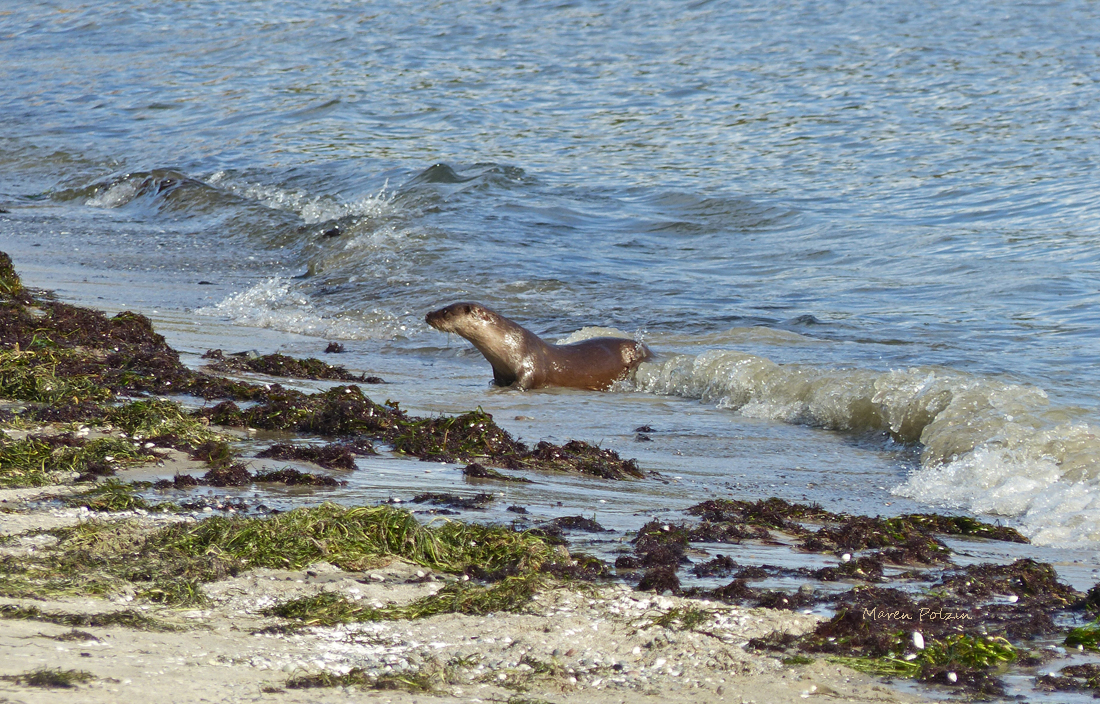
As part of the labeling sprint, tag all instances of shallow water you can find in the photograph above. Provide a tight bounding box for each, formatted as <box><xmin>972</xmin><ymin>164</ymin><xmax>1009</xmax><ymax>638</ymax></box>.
<box><xmin>3</xmin><ymin>2</ymin><xmax>1100</xmax><ymax>554</ymax></box>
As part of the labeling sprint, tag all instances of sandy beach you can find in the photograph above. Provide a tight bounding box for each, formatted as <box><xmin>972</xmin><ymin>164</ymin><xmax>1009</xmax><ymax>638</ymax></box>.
<box><xmin>0</xmin><ymin>491</ymin><xmax>927</xmax><ymax>704</ymax></box>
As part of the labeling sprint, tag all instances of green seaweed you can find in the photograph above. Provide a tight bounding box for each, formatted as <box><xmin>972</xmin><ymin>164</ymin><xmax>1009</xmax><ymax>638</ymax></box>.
<box><xmin>0</xmin><ymin>603</ymin><xmax>180</xmax><ymax>631</ymax></box>
<box><xmin>0</xmin><ymin>667</ymin><xmax>94</xmax><ymax>689</ymax></box>
<box><xmin>649</xmin><ymin>605</ymin><xmax>712</xmax><ymax>630</ymax></box>
<box><xmin>0</xmin><ymin>432</ymin><xmax>151</xmax><ymax>488</ymax></box>
<box><xmin>65</xmin><ymin>479</ymin><xmax>155</xmax><ymax>512</ymax></box>
<box><xmin>266</xmin><ymin>573</ymin><xmax>546</xmax><ymax>625</ymax></box>
<box><xmin>286</xmin><ymin>668</ymin><xmax>436</xmax><ymax>692</ymax></box>
<box><xmin>1065</xmin><ymin>617</ymin><xmax>1100</xmax><ymax>651</ymax></box>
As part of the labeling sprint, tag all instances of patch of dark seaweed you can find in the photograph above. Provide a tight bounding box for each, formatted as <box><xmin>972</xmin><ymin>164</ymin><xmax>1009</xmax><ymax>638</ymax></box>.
<box><xmin>813</xmin><ymin>555</ymin><xmax>886</xmax><ymax>583</ymax></box>
<box><xmin>202</xmin><ymin>349</ymin><xmax>383</xmax><ymax>383</ymax></box>
<box><xmin>691</xmin><ymin>554</ymin><xmax>738</xmax><ymax>578</ymax></box>
<box><xmin>520</xmin><ymin>440</ymin><xmax>643</xmax><ymax>480</ymax></box>
<box><xmin>895</xmin><ymin>514</ymin><xmax>1028</xmax><ymax>543</ymax></box>
<box><xmin>255</xmin><ymin>439</ymin><xmax>375</xmax><ymax>471</ymax></box>
<box><xmin>153</xmin><ymin>474</ymin><xmax>199</xmax><ymax>489</ymax></box>
<box><xmin>253</xmin><ymin>469</ymin><xmax>346</xmax><ymax>486</ymax></box>
<box><xmin>203</xmin><ymin>386</ymin><xmax>402</xmax><ymax>436</ymax></box>
<box><xmin>686</xmin><ymin>497</ymin><xmax>834</xmax><ymax>532</ymax></box>
<box><xmin>462</xmin><ymin>462</ymin><xmax>533</xmax><ymax>483</ymax></box>
<box><xmin>1035</xmin><ymin>663</ymin><xmax>1100</xmax><ymax>695</ymax></box>
<box><xmin>412</xmin><ymin>492</ymin><xmax>495</xmax><ymax>510</ymax></box>
<box><xmin>747</xmin><ymin>630</ymin><xmax>800</xmax><ymax>652</ymax></box>
<box><xmin>754</xmin><ymin>589</ymin><xmax>817</xmax><ymax>611</ymax></box>
<box><xmin>540</xmin><ymin>553</ymin><xmax>611</xmax><ymax>581</ymax></box>
<box><xmin>0</xmin><ymin>667</ymin><xmax>94</xmax><ymax>689</ymax></box>
<box><xmin>0</xmin><ymin>604</ymin><xmax>179</xmax><ymax>631</ymax></box>
<box><xmin>936</xmin><ymin>559</ymin><xmax>1080</xmax><ymax>608</ymax></box>
<box><xmin>640</xmin><ymin>545</ymin><xmax>688</xmax><ymax>567</ymax></box>
<box><xmin>1077</xmin><ymin>583</ymin><xmax>1100</xmax><ymax>613</ymax></box>
<box><xmin>799</xmin><ymin>516</ymin><xmax>950</xmax><ymax>565</ymax></box>
<box><xmin>632</xmin><ymin>520</ymin><xmax>692</xmax><ymax>554</ymax></box>
<box><xmin>547</xmin><ymin>516</ymin><xmax>608</xmax><ymax>533</ymax></box>
<box><xmin>707</xmin><ymin>578</ymin><xmax>757</xmax><ymax>603</ymax></box>
<box><xmin>0</xmin><ymin>252</ymin><xmax>28</xmax><ymax>301</ymax></box>
<box><xmin>614</xmin><ymin>555</ymin><xmax>640</xmax><ymax>569</ymax></box>
<box><xmin>801</xmin><ymin>587</ymin><xmax>922</xmax><ymax>657</ymax></box>
<box><xmin>202</xmin><ymin>464</ymin><xmax>253</xmax><ymax>487</ymax></box>
<box><xmin>637</xmin><ymin>565</ymin><xmax>680</xmax><ymax>593</ymax></box>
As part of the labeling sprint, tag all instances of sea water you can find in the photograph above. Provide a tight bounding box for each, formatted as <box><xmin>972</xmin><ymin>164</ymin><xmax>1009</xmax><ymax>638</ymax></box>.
<box><xmin>2</xmin><ymin>1</ymin><xmax>1100</xmax><ymax>571</ymax></box>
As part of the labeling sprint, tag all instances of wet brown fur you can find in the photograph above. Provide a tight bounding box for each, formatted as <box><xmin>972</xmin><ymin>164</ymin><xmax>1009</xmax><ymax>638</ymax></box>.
<box><xmin>425</xmin><ymin>302</ymin><xmax>651</xmax><ymax>391</ymax></box>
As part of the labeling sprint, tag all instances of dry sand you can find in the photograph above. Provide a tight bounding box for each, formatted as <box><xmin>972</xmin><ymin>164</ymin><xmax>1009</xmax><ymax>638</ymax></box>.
<box><xmin>0</xmin><ymin>490</ymin><xmax>937</xmax><ymax>704</ymax></box>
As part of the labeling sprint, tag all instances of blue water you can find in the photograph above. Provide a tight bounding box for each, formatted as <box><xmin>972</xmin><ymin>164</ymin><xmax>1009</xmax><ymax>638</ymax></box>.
<box><xmin>3</xmin><ymin>1</ymin><xmax>1100</xmax><ymax>548</ymax></box>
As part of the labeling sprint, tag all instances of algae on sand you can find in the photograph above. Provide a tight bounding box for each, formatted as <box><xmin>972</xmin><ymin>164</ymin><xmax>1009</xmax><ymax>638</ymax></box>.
<box><xmin>0</xmin><ymin>666</ymin><xmax>95</xmax><ymax>689</ymax></box>
<box><xmin>0</xmin><ymin>503</ymin><xmax>568</xmax><ymax>610</ymax></box>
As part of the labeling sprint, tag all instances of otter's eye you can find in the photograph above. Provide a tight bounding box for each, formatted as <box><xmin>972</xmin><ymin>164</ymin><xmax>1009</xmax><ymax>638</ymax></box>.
<box><xmin>464</xmin><ymin>305</ymin><xmax>472</xmax><ymax>313</ymax></box>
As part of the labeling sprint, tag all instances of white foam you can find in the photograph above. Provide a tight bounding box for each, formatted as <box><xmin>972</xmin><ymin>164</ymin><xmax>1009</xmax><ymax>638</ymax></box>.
<box><xmin>195</xmin><ymin>277</ymin><xmax>403</xmax><ymax>340</ymax></box>
<box><xmin>85</xmin><ymin>178</ymin><xmax>139</xmax><ymax>208</ymax></box>
<box><xmin>208</xmin><ymin>174</ymin><xmax>394</xmax><ymax>224</ymax></box>
<box><xmin>635</xmin><ymin>350</ymin><xmax>1100</xmax><ymax>546</ymax></box>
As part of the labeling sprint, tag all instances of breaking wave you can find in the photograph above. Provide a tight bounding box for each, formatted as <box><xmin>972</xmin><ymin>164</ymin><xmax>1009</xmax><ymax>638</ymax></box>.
<box><xmin>635</xmin><ymin>350</ymin><xmax>1100</xmax><ymax>546</ymax></box>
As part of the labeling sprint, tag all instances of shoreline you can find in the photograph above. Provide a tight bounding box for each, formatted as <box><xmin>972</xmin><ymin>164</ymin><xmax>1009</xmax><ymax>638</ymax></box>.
<box><xmin>0</xmin><ymin>252</ymin><xmax>933</xmax><ymax>704</ymax></box>
<box><xmin>0</xmin><ymin>251</ymin><xmax>1095</xmax><ymax>703</ymax></box>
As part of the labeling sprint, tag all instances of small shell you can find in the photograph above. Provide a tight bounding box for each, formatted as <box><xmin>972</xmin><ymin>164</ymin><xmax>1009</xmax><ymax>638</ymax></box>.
<box><xmin>947</xmin><ymin>671</ymin><xmax>958</xmax><ymax>683</ymax></box>
<box><xmin>912</xmin><ymin>631</ymin><xmax>925</xmax><ymax>650</ymax></box>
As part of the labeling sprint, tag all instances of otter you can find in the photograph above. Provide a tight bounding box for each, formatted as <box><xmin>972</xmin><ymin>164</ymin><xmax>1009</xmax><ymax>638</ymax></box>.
<box><xmin>425</xmin><ymin>302</ymin><xmax>651</xmax><ymax>391</ymax></box>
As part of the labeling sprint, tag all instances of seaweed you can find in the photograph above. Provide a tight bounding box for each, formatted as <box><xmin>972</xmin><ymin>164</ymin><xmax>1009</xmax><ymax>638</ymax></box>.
<box><xmin>547</xmin><ymin>516</ymin><xmax>608</xmax><ymax>533</ymax></box>
<box><xmin>287</xmin><ymin>668</ymin><xmax>436</xmax><ymax>692</ymax></box>
<box><xmin>690</xmin><ymin>554</ymin><xmax>738</xmax><ymax>577</ymax></box>
<box><xmin>0</xmin><ymin>504</ymin><xmax>564</xmax><ymax>607</ymax></box>
<box><xmin>65</xmin><ymin>480</ymin><xmax>157</xmax><ymax>512</ymax></box>
<box><xmin>936</xmin><ymin>559</ymin><xmax>1080</xmax><ymax>608</ymax></box>
<box><xmin>1036</xmin><ymin>663</ymin><xmax>1100</xmax><ymax>695</ymax></box>
<box><xmin>0</xmin><ymin>252</ymin><xmax>28</xmax><ymax>300</ymax></box>
<box><xmin>0</xmin><ymin>432</ymin><xmax>153</xmax><ymax>488</ymax></box>
<box><xmin>255</xmin><ymin>439</ymin><xmax>375</xmax><ymax>470</ymax></box>
<box><xmin>201</xmin><ymin>348</ymin><xmax>383</xmax><ymax>383</ymax></box>
<box><xmin>412</xmin><ymin>492</ymin><xmax>495</xmax><ymax>510</ymax></box>
<box><xmin>462</xmin><ymin>462</ymin><xmax>533</xmax><ymax>483</ymax></box>
<box><xmin>637</xmin><ymin>566</ymin><xmax>680</xmax><ymax>593</ymax></box>
<box><xmin>686</xmin><ymin>497</ymin><xmax>834</xmax><ymax>531</ymax></box>
<box><xmin>649</xmin><ymin>605</ymin><xmax>712</xmax><ymax>630</ymax></box>
<box><xmin>252</xmin><ymin>468</ymin><xmax>346</xmax><ymax>486</ymax></box>
<box><xmin>0</xmin><ymin>667</ymin><xmax>94</xmax><ymax>689</ymax></box>
<box><xmin>799</xmin><ymin>516</ymin><xmax>951</xmax><ymax>565</ymax></box>
<box><xmin>0</xmin><ymin>604</ymin><xmax>179</xmax><ymax>631</ymax></box>
<box><xmin>1065</xmin><ymin>617</ymin><xmax>1100</xmax><ymax>651</ymax></box>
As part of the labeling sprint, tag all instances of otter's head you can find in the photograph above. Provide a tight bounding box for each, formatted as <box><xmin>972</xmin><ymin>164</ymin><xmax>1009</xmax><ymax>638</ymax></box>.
<box><xmin>425</xmin><ymin>302</ymin><xmax>501</xmax><ymax>335</ymax></box>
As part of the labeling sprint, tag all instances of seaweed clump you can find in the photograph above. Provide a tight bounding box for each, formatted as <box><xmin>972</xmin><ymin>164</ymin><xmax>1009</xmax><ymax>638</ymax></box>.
<box><xmin>0</xmin><ymin>667</ymin><xmax>94</xmax><ymax>689</ymax></box>
<box><xmin>255</xmin><ymin>439</ymin><xmax>376</xmax><ymax>471</ymax></box>
<box><xmin>1036</xmin><ymin>663</ymin><xmax>1100</xmax><ymax>695</ymax></box>
<box><xmin>201</xmin><ymin>348</ymin><xmax>383</xmax><ymax>383</ymax></box>
<box><xmin>0</xmin><ymin>503</ymin><xmax>567</xmax><ymax>609</ymax></box>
